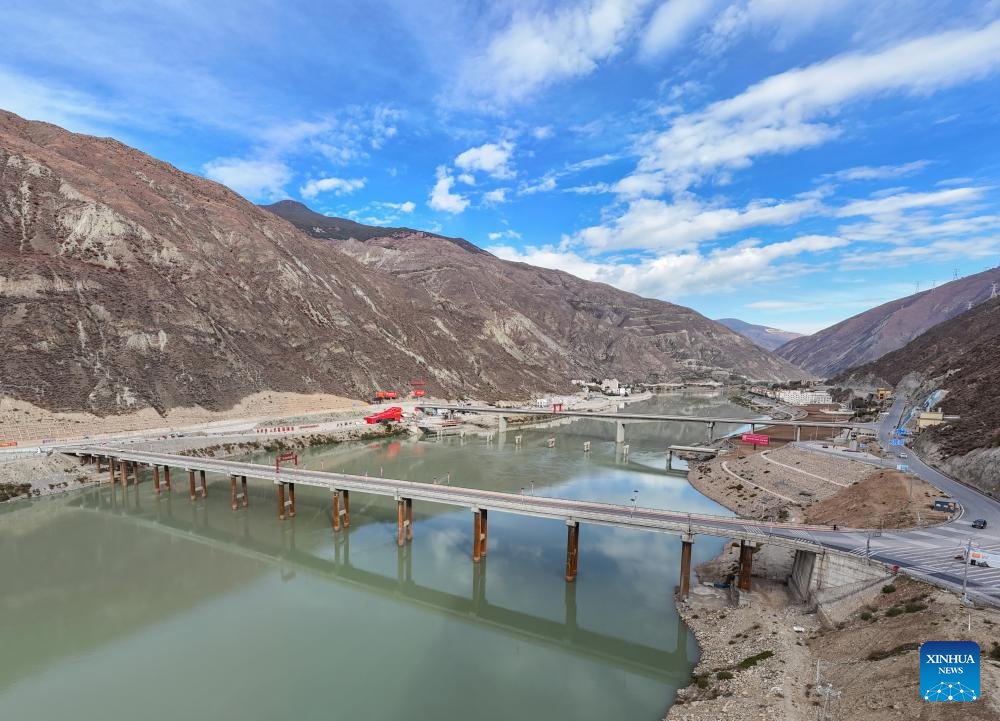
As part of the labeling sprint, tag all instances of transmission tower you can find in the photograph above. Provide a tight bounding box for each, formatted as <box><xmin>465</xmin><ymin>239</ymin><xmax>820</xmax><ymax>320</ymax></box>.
<box><xmin>991</xmin><ymin>281</ymin><xmax>999</xmax><ymax>299</ymax></box>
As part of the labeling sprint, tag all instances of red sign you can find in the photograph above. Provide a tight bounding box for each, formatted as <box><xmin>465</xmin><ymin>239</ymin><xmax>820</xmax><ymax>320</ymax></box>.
<box><xmin>413</xmin><ymin>389</ymin><xmax>426</xmax><ymax>397</ymax></box>
<box><xmin>552</xmin><ymin>403</ymin><xmax>564</xmax><ymax>412</ymax></box>
<box><xmin>0</xmin><ymin>441</ymin><xmax>16</xmax><ymax>448</ymax></box>
<box><xmin>741</xmin><ymin>433</ymin><xmax>770</xmax><ymax>446</ymax></box>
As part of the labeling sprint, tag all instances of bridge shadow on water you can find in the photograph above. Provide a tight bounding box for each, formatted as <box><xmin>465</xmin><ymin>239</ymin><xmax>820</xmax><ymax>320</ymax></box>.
<box><xmin>73</xmin><ymin>480</ymin><xmax>694</xmax><ymax>685</ymax></box>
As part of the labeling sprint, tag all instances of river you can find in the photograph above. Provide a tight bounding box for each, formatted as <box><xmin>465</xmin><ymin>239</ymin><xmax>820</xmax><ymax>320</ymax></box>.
<box><xmin>0</xmin><ymin>391</ymin><xmax>751</xmax><ymax>720</ymax></box>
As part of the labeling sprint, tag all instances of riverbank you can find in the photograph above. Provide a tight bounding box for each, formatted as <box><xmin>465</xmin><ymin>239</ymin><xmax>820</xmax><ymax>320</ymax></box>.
<box><xmin>667</xmin><ymin>432</ymin><xmax>995</xmax><ymax>719</ymax></box>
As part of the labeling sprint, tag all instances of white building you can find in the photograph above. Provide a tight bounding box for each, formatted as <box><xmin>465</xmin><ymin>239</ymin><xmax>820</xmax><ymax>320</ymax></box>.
<box><xmin>776</xmin><ymin>389</ymin><xmax>833</xmax><ymax>406</ymax></box>
<box><xmin>600</xmin><ymin>378</ymin><xmax>620</xmax><ymax>394</ymax></box>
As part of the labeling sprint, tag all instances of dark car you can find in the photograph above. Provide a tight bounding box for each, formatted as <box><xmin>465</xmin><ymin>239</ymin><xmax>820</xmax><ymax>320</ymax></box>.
<box><xmin>972</xmin><ymin>519</ymin><xmax>987</xmax><ymax>529</ymax></box>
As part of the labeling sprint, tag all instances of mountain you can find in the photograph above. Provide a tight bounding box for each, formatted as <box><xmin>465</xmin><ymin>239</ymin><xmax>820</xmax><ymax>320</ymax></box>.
<box><xmin>714</xmin><ymin>318</ymin><xmax>804</xmax><ymax>351</ymax></box>
<box><xmin>833</xmin><ymin>297</ymin><xmax>1000</xmax><ymax>495</ymax></box>
<box><xmin>0</xmin><ymin>110</ymin><xmax>805</xmax><ymax>417</ymax></box>
<box><xmin>265</xmin><ymin>202</ymin><xmax>810</xmax><ymax>385</ymax></box>
<box><xmin>775</xmin><ymin>267</ymin><xmax>1000</xmax><ymax>377</ymax></box>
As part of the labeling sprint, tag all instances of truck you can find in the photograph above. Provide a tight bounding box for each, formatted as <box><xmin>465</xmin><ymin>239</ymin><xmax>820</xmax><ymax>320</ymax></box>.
<box><xmin>964</xmin><ymin>547</ymin><xmax>1000</xmax><ymax>568</ymax></box>
<box><xmin>374</xmin><ymin>390</ymin><xmax>398</xmax><ymax>402</ymax></box>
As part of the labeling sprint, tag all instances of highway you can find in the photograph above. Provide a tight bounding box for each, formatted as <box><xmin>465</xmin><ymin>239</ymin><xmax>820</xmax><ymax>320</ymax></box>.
<box><xmin>821</xmin><ymin>396</ymin><xmax>1000</xmax><ymax>604</ymax></box>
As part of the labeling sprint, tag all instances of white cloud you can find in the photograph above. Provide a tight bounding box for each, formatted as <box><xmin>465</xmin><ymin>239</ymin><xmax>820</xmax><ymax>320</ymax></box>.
<box><xmin>202</xmin><ymin>157</ymin><xmax>292</xmax><ymax>200</ymax></box>
<box><xmin>635</xmin><ymin>20</ymin><xmax>1000</xmax><ymax>189</ymax></box>
<box><xmin>454</xmin><ymin>0</ymin><xmax>648</xmax><ymax>104</ymax></box>
<box><xmin>826</xmin><ymin>160</ymin><xmax>931</xmax><ymax>181</ymax></box>
<box><xmin>574</xmin><ymin>195</ymin><xmax>821</xmax><ymax>251</ymax></box>
<box><xmin>491</xmin><ymin>234</ymin><xmax>847</xmax><ymax>298</ymax></box>
<box><xmin>835</xmin><ymin>186</ymin><xmax>986</xmax><ymax>217</ymax></box>
<box><xmin>428</xmin><ymin>165</ymin><xmax>469</xmax><ymax>213</ymax></box>
<box><xmin>457</xmin><ymin>173</ymin><xmax>476</xmax><ymax>185</ymax></box>
<box><xmin>520</xmin><ymin>175</ymin><xmax>558</xmax><ymax>195</ymax></box>
<box><xmin>532</xmin><ymin>125</ymin><xmax>554</xmax><ymax>140</ymax></box>
<box><xmin>639</xmin><ymin>0</ymin><xmax>719</xmax><ymax>59</ymax></box>
<box><xmin>455</xmin><ymin>141</ymin><xmax>515</xmax><ymax>179</ymax></box>
<box><xmin>488</xmin><ymin>229</ymin><xmax>522</xmax><ymax>241</ymax></box>
<box><xmin>299</xmin><ymin>176</ymin><xmax>367</xmax><ymax>199</ymax></box>
<box><xmin>380</xmin><ymin>200</ymin><xmax>416</xmax><ymax>213</ymax></box>
<box><xmin>482</xmin><ymin>188</ymin><xmax>509</xmax><ymax>205</ymax></box>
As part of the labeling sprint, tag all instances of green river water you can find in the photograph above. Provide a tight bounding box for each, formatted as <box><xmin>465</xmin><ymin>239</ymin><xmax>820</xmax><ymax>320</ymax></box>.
<box><xmin>0</xmin><ymin>391</ymin><xmax>753</xmax><ymax>721</ymax></box>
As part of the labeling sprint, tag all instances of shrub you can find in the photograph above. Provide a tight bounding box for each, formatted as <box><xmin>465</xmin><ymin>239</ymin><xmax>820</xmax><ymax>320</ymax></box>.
<box><xmin>882</xmin><ymin>584</ymin><xmax>897</xmax><ymax>594</ymax></box>
<box><xmin>860</xmin><ymin>612</ymin><xmax>873</xmax><ymax>621</ymax></box>
<box><xmin>904</xmin><ymin>602</ymin><xmax>927</xmax><ymax>613</ymax></box>
<box><xmin>885</xmin><ymin>607</ymin><xmax>903</xmax><ymax>617</ymax></box>
<box><xmin>716</xmin><ymin>671</ymin><xmax>734</xmax><ymax>680</ymax></box>
<box><xmin>737</xmin><ymin>651</ymin><xmax>774</xmax><ymax>669</ymax></box>
<box><xmin>989</xmin><ymin>642</ymin><xmax>1000</xmax><ymax>662</ymax></box>
<box><xmin>867</xmin><ymin>643</ymin><xmax>919</xmax><ymax>661</ymax></box>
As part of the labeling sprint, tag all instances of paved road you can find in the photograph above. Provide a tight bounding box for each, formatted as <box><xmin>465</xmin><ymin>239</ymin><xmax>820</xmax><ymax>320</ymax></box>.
<box><xmin>822</xmin><ymin>396</ymin><xmax>1000</xmax><ymax>603</ymax></box>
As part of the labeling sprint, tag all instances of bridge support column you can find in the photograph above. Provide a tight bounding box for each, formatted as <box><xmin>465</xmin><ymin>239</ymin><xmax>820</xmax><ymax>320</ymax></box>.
<box><xmin>133</xmin><ymin>462</ymin><xmax>141</xmax><ymax>485</ymax></box>
<box><xmin>737</xmin><ymin>541</ymin><xmax>754</xmax><ymax>591</ymax></box>
<box><xmin>406</xmin><ymin>498</ymin><xmax>413</xmax><ymax>543</ymax></box>
<box><xmin>706</xmin><ymin>422</ymin><xmax>715</xmax><ymax>444</ymax></box>
<box><xmin>278</xmin><ymin>482</ymin><xmax>296</xmax><ymax>520</ymax></box>
<box><xmin>332</xmin><ymin>491</ymin><xmax>341</xmax><ymax>531</ymax></box>
<box><xmin>119</xmin><ymin>461</ymin><xmax>127</xmax><ymax>487</ymax></box>
<box><xmin>188</xmin><ymin>470</ymin><xmax>197</xmax><ymax>500</ymax></box>
<box><xmin>278</xmin><ymin>483</ymin><xmax>286</xmax><ymax>520</ymax></box>
<box><xmin>241</xmin><ymin>476</ymin><xmax>248</xmax><ymax>506</ymax></box>
<box><xmin>342</xmin><ymin>490</ymin><xmax>350</xmax><ymax>527</ymax></box>
<box><xmin>679</xmin><ymin>534</ymin><xmax>694</xmax><ymax>599</ymax></box>
<box><xmin>397</xmin><ymin>499</ymin><xmax>405</xmax><ymax>547</ymax></box>
<box><xmin>667</xmin><ymin>449</ymin><xmax>673</xmax><ymax>469</ymax></box>
<box><xmin>479</xmin><ymin>508</ymin><xmax>488</xmax><ymax>558</ymax></box>
<box><xmin>472</xmin><ymin>509</ymin><xmax>482</xmax><ymax>563</ymax></box>
<box><xmin>153</xmin><ymin>465</ymin><xmax>161</xmax><ymax>492</ymax></box>
<box><xmin>288</xmin><ymin>483</ymin><xmax>296</xmax><ymax>517</ymax></box>
<box><xmin>199</xmin><ymin>470</ymin><xmax>207</xmax><ymax>498</ymax></box>
<box><xmin>565</xmin><ymin>520</ymin><xmax>580</xmax><ymax>582</ymax></box>
<box><xmin>108</xmin><ymin>461</ymin><xmax>114</xmax><ymax>485</ymax></box>
<box><xmin>498</xmin><ymin>416</ymin><xmax>507</xmax><ymax>434</ymax></box>
<box><xmin>616</xmin><ymin>422</ymin><xmax>625</xmax><ymax>444</ymax></box>
<box><xmin>163</xmin><ymin>466</ymin><xmax>172</xmax><ymax>491</ymax></box>
<box><xmin>789</xmin><ymin>549</ymin><xmax>817</xmax><ymax>601</ymax></box>
<box><xmin>795</xmin><ymin>426</ymin><xmax>801</xmax><ymax>442</ymax></box>
<box><xmin>94</xmin><ymin>456</ymin><xmax>101</xmax><ymax>473</ymax></box>
<box><xmin>230</xmin><ymin>476</ymin><xmax>238</xmax><ymax>510</ymax></box>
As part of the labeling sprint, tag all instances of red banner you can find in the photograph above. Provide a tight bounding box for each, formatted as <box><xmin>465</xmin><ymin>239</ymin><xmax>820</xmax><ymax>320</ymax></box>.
<box><xmin>0</xmin><ymin>441</ymin><xmax>17</xmax><ymax>448</ymax></box>
<box><xmin>741</xmin><ymin>433</ymin><xmax>770</xmax><ymax>446</ymax></box>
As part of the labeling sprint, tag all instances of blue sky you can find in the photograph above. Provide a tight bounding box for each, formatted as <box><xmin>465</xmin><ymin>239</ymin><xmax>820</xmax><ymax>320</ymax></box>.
<box><xmin>3</xmin><ymin>1</ymin><xmax>1000</xmax><ymax>334</ymax></box>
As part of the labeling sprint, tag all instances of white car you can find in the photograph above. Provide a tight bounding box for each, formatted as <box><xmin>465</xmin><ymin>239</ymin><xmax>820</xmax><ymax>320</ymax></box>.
<box><xmin>898</xmin><ymin>452</ymin><xmax>908</xmax><ymax>458</ymax></box>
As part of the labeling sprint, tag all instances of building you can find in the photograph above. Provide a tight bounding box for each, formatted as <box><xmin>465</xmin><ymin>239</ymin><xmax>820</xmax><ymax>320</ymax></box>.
<box><xmin>918</xmin><ymin>409</ymin><xmax>945</xmax><ymax>429</ymax></box>
<box><xmin>600</xmin><ymin>378</ymin><xmax>620</xmax><ymax>394</ymax></box>
<box><xmin>876</xmin><ymin>388</ymin><xmax>892</xmax><ymax>400</ymax></box>
<box><xmin>775</xmin><ymin>389</ymin><xmax>833</xmax><ymax>406</ymax></box>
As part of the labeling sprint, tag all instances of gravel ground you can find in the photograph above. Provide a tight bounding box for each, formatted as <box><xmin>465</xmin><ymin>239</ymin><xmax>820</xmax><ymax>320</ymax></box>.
<box><xmin>0</xmin><ymin>453</ymin><xmax>101</xmax><ymax>501</ymax></box>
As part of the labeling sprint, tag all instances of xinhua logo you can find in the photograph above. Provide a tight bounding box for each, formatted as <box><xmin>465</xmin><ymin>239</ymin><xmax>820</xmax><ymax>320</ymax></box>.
<box><xmin>920</xmin><ymin>641</ymin><xmax>980</xmax><ymax>701</ymax></box>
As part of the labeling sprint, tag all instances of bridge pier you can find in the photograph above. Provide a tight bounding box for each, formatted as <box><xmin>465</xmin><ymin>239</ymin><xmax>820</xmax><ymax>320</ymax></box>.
<box><xmin>406</xmin><ymin>498</ymin><xmax>414</xmax><ymax>543</ymax></box>
<box><xmin>795</xmin><ymin>426</ymin><xmax>801</xmax><ymax>442</ymax></box>
<box><xmin>343</xmin><ymin>490</ymin><xmax>351</xmax><ymax>527</ymax></box>
<box><xmin>332</xmin><ymin>490</ymin><xmax>342</xmax><ymax>531</ymax></box>
<box><xmin>498</xmin><ymin>416</ymin><xmax>507</xmax><ymax>434</ymax></box>
<box><xmin>678</xmin><ymin>534</ymin><xmax>694</xmax><ymax>599</ymax></box>
<box><xmin>706</xmin><ymin>422</ymin><xmax>715</xmax><ymax>444</ymax></box>
<box><xmin>278</xmin><ymin>482</ymin><xmax>296</xmax><ymax>520</ymax></box>
<box><xmin>163</xmin><ymin>466</ymin><xmax>172</xmax><ymax>491</ymax></box>
<box><xmin>199</xmin><ymin>470</ymin><xmax>207</xmax><ymax>498</ymax></box>
<box><xmin>132</xmin><ymin>462</ymin><xmax>140</xmax><ymax>485</ymax></box>
<box><xmin>230</xmin><ymin>475</ymin><xmax>247</xmax><ymax>510</ymax></box>
<box><xmin>565</xmin><ymin>520</ymin><xmax>580</xmax><ymax>582</ymax></box>
<box><xmin>188</xmin><ymin>470</ymin><xmax>196</xmax><ymax>501</ymax></box>
<box><xmin>108</xmin><ymin>460</ymin><xmax>114</xmax><ymax>485</ymax></box>
<box><xmin>472</xmin><ymin>509</ymin><xmax>483</xmax><ymax>563</ymax></box>
<box><xmin>153</xmin><ymin>465</ymin><xmax>161</xmax><ymax>492</ymax></box>
<box><xmin>119</xmin><ymin>461</ymin><xmax>127</xmax><ymax>488</ymax></box>
<box><xmin>616</xmin><ymin>422</ymin><xmax>625</xmax><ymax>444</ymax></box>
<box><xmin>479</xmin><ymin>508</ymin><xmax>488</xmax><ymax>558</ymax></box>
<box><xmin>737</xmin><ymin>541</ymin><xmax>754</xmax><ymax>591</ymax></box>
<box><xmin>241</xmin><ymin>476</ymin><xmax>248</xmax><ymax>506</ymax></box>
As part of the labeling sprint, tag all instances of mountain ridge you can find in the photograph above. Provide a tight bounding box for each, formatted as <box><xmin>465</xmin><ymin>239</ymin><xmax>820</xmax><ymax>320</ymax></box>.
<box><xmin>775</xmin><ymin>267</ymin><xmax>1000</xmax><ymax>377</ymax></box>
<box><xmin>715</xmin><ymin>318</ymin><xmax>804</xmax><ymax>351</ymax></box>
<box><xmin>0</xmin><ymin>109</ymin><xmax>806</xmax><ymax>417</ymax></box>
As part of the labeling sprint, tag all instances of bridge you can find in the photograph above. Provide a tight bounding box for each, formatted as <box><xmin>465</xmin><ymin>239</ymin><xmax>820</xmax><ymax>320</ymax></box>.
<box><xmin>420</xmin><ymin>404</ymin><xmax>867</xmax><ymax>444</ymax></box>
<box><xmin>66</xmin><ymin>445</ymin><xmax>878</xmax><ymax>601</ymax></box>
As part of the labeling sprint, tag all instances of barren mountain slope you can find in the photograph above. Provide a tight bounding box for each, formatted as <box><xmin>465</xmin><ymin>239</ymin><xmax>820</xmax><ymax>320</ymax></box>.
<box><xmin>1</xmin><ymin>111</ymin><xmax>802</xmax><ymax>417</ymax></box>
<box><xmin>776</xmin><ymin>268</ymin><xmax>1000</xmax><ymax>376</ymax></box>
<box><xmin>265</xmin><ymin>202</ymin><xmax>809</xmax><ymax>385</ymax></box>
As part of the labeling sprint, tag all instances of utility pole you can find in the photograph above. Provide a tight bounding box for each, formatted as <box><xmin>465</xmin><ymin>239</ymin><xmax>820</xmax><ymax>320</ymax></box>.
<box><xmin>962</xmin><ymin>537</ymin><xmax>972</xmax><ymax>604</ymax></box>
